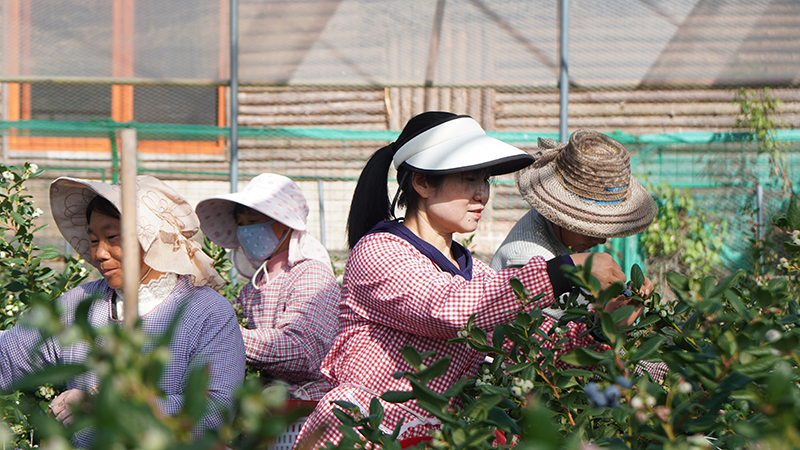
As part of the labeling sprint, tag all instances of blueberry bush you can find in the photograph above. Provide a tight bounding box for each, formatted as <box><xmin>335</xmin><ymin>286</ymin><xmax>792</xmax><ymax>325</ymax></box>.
<box><xmin>325</xmin><ymin>197</ymin><xmax>800</xmax><ymax>449</ymax></box>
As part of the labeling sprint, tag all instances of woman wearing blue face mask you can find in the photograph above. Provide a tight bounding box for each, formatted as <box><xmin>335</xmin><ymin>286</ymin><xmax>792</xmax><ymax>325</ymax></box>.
<box><xmin>235</xmin><ymin>205</ymin><xmax>291</xmax><ymax>262</ymax></box>
<box><xmin>196</xmin><ymin>174</ymin><xmax>340</xmax><ymax>401</ymax></box>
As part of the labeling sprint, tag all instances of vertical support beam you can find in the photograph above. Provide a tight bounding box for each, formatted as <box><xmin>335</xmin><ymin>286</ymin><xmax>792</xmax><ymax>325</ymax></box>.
<box><xmin>559</xmin><ymin>0</ymin><xmax>569</xmax><ymax>143</ymax></box>
<box><xmin>112</xmin><ymin>0</ymin><xmax>135</xmax><ymax>123</ymax></box>
<box><xmin>118</xmin><ymin>128</ymin><xmax>139</xmax><ymax>328</ymax></box>
<box><xmin>318</xmin><ymin>180</ymin><xmax>326</xmax><ymax>247</ymax></box>
<box><xmin>756</xmin><ymin>182</ymin><xmax>763</xmax><ymax>241</ymax></box>
<box><xmin>424</xmin><ymin>0</ymin><xmax>446</xmax><ymax>107</ymax></box>
<box><xmin>229</xmin><ymin>0</ymin><xmax>239</xmax><ymax>195</ymax></box>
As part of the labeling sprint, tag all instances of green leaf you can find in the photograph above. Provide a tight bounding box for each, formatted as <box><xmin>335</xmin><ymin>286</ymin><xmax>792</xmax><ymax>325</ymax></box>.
<box><xmin>9</xmin><ymin>212</ymin><xmax>25</xmax><ymax>225</ymax></box>
<box><xmin>560</xmin><ymin>347</ymin><xmax>606</xmax><ymax>367</ymax></box>
<box><xmin>368</xmin><ymin>398</ymin><xmax>385</xmax><ymax>429</ymax></box>
<box><xmin>441</xmin><ymin>377</ymin><xmax>467</xmax><ymax>398</ymax></box>
<box><xmin>599</xmin><ymin>313</ymin><xmax>618</xmax><ymax>347</ymax></box>
<box><xmin>416</xmin><ymin>356</ymin><xmax>450</xmax><ymax>384</ymax></box>
<box><xmin>737</xmin><ymin>355</ymin><xmax>782</xmax><ymax>375</ymax></box>
<box><xmin>666</xmin><ymin>272</ymin><xmax>690</xmax><ymax>296</ymax></box>
<box><xmin>628</xmin><ymin>335</ymin><xmax>666</xmax><ymax>362</ymax></box>
<box><xmin>630</xmin><ymin>264</ymin><xmax>644</xmax><ymax>290</ymax></box>
<box><xmin>596</xmin><ymin>282</ymin><xmax>624</xmax><ymax>305</ymax></box>
<box><xmin>401</xmin><ymin>347</ymin><xmax>422</xmax><ymax>368</ymax></box>
<box><xmin>716</xmin><ymin>330</ymin><xmax>738</xmax><ymax>357</ymax></box>
<box><xmin>469</xmin><ymin>326</ymin><xmax>487</xmax><ymax>346</ymax></box>
<box><xmin>609</xmin><ymin>305</ymin><xmax>634</xmax><ymax>325</ymax></box>
<box><xmin>699</xmin><ymin>276</ymin><xmax>716</xmax><ymax>299</ymax></box>
<box><xmin>406</xmin><ymin>378</ymin><xmax>448</xmax><ymax>405</ymax></box>
<box><xmin>784</xmin><ymin>192</ymin><xmax>800</xmax><ymax>230</ymax></box>
<box><xmin>332</xmin><ymin>408</ymin><xmax>359</xmax><ymax>428</ymax></box>
<box><xmin>5</xmin><ymin>281</ymin><xmax>25</xmax><ymax>292</ymax></box>
<box><xmin>505</xmin><ymin>362</ymin><xmax>534</xmax><ymax>374</ymax></box>
<box><xmin>487</xmin><ymin>407</ymin><xmax>521</xmax><ymax>435</ymax></box>
<box><xmin>10</xmin><ymin>364</ymin><xmax>87</xmax><ymax>390</ymax></box>
<box><xmin>709</xmin><ymin>269</ymin><xmax>745</xmax><ymax>299</ymax></box>
<box><xmin>181</xmin><ymin>364</ymin><xmax>211</xmax><ymax>421</ymax></box>
<box><xmin>37</xmin><ymin>248</ymin><xmax>61</xmax><ymax>260</ymax></box>
<box><xmin>381</xmin><ymin>390</ymin><xmax>416</xmax><ymax>404</ymax></box>
<box><xmin>509</xmin><ymin>278</ymin><xmax>527</xmax><ymax>300</ymax></box>
<box><xmin>492</xmin><ymin>324</ymin><xmax>505</xmax><ymax>348</ymax></box>
<box><xmin>724</xmin><ymin>289</ymin><xmax>751</xmax><ymax>321</ymax></box>
<box><xmin>331</xmin><ymin>400</ymin><xmax>359</xmax><ymax>412</ymax></box>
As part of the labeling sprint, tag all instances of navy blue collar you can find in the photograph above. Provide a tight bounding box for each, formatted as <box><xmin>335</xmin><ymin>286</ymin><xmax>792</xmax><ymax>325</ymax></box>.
<box><xmin>367</xmin><ymin>220</ymin><xmax>473</xmax><ymax>281</ymax></box>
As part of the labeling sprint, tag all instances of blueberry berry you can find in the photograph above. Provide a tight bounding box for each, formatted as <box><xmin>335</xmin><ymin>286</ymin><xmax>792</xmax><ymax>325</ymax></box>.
<box><xmin>615</xmin><ymin>376</ymin><xmax>632</xmax><ymax>389</ymax></box>
<box><xmin>604</xmin><ymin>385</ymin><xmax>621</xmax><ymax>407</ymax></box>
<box><xmin>585</xmin><ymin>382</ymin><xmax>607</xmax><ymax>407</ymax></box>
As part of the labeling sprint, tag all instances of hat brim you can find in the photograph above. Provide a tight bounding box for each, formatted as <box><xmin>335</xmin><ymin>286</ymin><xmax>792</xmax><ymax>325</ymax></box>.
<box><xmin>394</xmin><ymin>116</ymin><xmax>534</xmax><ymax>175</ymax></box>
<box><xmin>49</xmin><ymin>177</ymin><xmax>123</xmax><ymax>266</ymax></box>
<box><xmin>195</xmin><ymin>196</ymin><xmax>306</xmax><ymax>250</ymax></box>
<box><xmin>517</xmin><ymin>164</ymin><xmax>657</xmax><ymax>238</ymax></box>
<box><xmin>404</xmin><ymin>133</ymin><xmax>534</xmax><ymax>175</ymax></box>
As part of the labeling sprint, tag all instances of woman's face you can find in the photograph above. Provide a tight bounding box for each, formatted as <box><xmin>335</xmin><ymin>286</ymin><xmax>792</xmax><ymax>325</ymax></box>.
<box><xmin>556</xmin><ymin>225</ymin><xmax>607</xmax><ymax>253</ymax></box>
<box><xmin>421</xmin><ymin>171</ymin><xmax>491</xmax><ymax>235</ymax></box>
<box><xmin>235</xmin><ymin>208</ymin><xmax>290</xmax><ymax>238</ymax></box>
<box><xmin>88</xmin><ymin>211</ymin><xmax>149</xmax><ymax>290</ymax></box>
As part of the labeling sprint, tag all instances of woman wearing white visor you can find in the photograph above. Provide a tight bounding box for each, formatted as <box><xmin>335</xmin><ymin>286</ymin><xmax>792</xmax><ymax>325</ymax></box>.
<box><xmin>294</xmin><ymin>112</ymin><xmax>644</xmax><ymax>449</ymax></box>
<box><xmin>196</xmin><ymin>174</ymin><xmax>340</xmax><ymax>401</ymax></box>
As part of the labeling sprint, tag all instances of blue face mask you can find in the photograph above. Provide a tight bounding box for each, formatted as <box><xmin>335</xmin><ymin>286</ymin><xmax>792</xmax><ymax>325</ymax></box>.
<box><xmin>237</xmin><ymin>220</ymin><xmax>286</xmax><ymax>262</ymax></box>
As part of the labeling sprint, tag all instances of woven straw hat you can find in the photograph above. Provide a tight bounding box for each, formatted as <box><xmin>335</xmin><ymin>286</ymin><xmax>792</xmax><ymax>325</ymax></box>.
<box><xmin>517</xmin><ymin>130</ymin><xmax>656</xmax><ymax>238</ymax></box>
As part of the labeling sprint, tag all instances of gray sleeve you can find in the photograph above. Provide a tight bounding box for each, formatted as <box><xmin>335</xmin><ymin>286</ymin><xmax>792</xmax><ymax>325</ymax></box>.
<box><xmin>0</xmin><ymin>321</ymin><xmax>61</xmax><ymax>391</ymax></box>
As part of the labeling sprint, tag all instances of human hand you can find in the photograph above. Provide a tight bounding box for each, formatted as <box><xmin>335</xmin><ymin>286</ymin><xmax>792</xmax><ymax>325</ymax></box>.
<box><xmin>48</xmin><ymin>389</ymin><xmax>85</xmax><ymax>426</ymax></box>
<box><xmin>604</xmin><ymin>294</ymin><xmax>645</xmax><ymax>328</ymax></box>
<box><xmin>568</xmin><ymin>252</ymin><xmax>625</xmax><ymax>291</ymax></box>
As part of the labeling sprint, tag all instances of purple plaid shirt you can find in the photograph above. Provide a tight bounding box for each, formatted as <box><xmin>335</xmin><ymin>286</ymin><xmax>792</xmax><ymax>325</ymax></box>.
<box><xmin>0</xmin><ymin>276</ymin><xmax>246</xmax><ymax>441</ymax></box>
<box><xmin>235</xmin><ymin>258</ymin><xmax>340</xmax><ymax>401</ymax></box>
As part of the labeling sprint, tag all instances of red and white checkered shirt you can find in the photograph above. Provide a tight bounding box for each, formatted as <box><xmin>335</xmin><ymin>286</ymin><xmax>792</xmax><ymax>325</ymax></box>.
<box><xmin>295</xmin><ymin>231</ymin><xmax>600</xmax><ymax>448</ymax></box>
<box><xmin>235</xmin><ymin>258</ymin><xmax>340</xmax><ymax>401</ymax></box>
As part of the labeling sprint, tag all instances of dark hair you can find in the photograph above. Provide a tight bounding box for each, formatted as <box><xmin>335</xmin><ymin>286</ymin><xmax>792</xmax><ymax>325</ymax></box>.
<box><xmin>85</xmin><ymin>195</ymin><xmax>120</xmax><ymax>223</ymax></box>
<box><xmin>346</xmin><ymin>112</ymin><xmax>457</xmax><ymax>249</ymax></box>
<box><xmin>233</xmin><ymin>203</ymin><xmax>256</xmax><ymax>220</ymax></box>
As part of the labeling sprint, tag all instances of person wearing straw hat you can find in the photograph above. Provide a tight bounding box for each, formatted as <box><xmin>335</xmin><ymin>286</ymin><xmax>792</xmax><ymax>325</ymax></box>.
<box><xmin>196</xmin><ymin>174</ymin><xmax>340</xmax><ymax>401</ymax></box>
<box><xmin>293</xmin><ymin>112</ymin><xmax>647</xmax><ymax>449</ymax></box>
<box><xmin>490</xmin><ymin>130</ymin><xmax>657</xmax><ymax>316</ymax></box>
<box><xmin>490</xmin><ymin>131</ymin><xmax>668</xmax><ymax>382</ymax></box>
<box><xmin>0</xmin><ymin>175</ymin><xmax>246</xmax><ymax>444</ymax></box>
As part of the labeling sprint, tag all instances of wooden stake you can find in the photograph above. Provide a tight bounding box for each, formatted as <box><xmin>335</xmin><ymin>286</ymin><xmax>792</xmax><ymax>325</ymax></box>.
<box><xmin>118</xmin><ymin>128</ymin><xmax>139</xmax><ymax>328</ymax></box>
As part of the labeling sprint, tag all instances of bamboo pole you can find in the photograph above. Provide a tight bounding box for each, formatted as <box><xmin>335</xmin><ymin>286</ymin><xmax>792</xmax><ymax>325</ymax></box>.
<box><xmin>118</xmin><ymin>128</ymin><xmax>139</xmax><ymax>328</ymax></box>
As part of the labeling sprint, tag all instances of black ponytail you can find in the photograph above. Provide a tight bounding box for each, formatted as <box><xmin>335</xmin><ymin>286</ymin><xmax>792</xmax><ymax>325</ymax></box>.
<box><xmin>346</xmin><ymin>144</ymin><xmax>397</xmax><ymax>249</ymax></box>
<box><xmin>347</xmin><ymin>111</ymin><xmax>461</xmax><ymax>249</ymax></box>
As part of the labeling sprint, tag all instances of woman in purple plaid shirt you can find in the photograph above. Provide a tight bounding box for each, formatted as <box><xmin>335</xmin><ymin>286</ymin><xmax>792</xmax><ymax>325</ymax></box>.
<box><xmin>0</xmin><ymin>175</ymin><xmax>246</xmax><ymax>446</ymax></box>
<box><xmin>197</xmin><ymin>174</ymin><xmax>340</xmax><ymax>401</ymax></box>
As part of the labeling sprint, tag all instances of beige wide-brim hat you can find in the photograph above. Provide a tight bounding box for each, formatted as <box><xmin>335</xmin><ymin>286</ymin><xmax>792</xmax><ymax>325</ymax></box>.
<box><xmin>517</xmin><ymin>130</ymin><xmax>657</xmax><ymax>239</ymax></box>
<box><xmin>49</xmin><ymin>176</ymin><xmax>225</xmax><ymax>289</ymax></box>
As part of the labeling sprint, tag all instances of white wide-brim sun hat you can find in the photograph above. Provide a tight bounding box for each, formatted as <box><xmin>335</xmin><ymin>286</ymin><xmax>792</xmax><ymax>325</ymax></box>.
<box><xmin>393</xmin><ymin>115</ymin><xmax>535</xmax><ymax>175</ymax></box>
<box><xmin>517</xmin><ymin>130</ymin><xmax>657</xmax><ymax>239</ymax></box>
<box><xmin>195</xmin><ymin>173</ymin><xmax>309</xmax><ymax>250</ymax></box>
<box><xmin>196</xmin><ymin>173</ymin><xmax>331</xmax><ymax>279</ymax></box>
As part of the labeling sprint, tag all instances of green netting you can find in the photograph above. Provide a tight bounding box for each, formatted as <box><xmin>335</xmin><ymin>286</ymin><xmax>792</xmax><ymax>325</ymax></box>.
<box><xmin>2</xmin><ymin>119</ymin><xmax>799</xmax><ymax>273</ymax></box>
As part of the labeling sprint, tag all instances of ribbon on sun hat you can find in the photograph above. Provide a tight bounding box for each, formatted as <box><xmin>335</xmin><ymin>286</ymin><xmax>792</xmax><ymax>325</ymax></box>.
<box><xmin>195</xmin><ymin>173</ymin><xmax>332</xmax><ymax>280</ymax></box>
<box><xmin>516</xmin><ymin>130</ymin><xmax>657</xmax><ymax>239</ymax></box>
<box><xmin>392</xmin><ymin>112</ymin><xmax>535</xmax><ymax>176</ymax></box>
<box><xmin>49</xmin><ymin>176</ymin><xmax>225</xmax><ymax>289</ymax></box>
